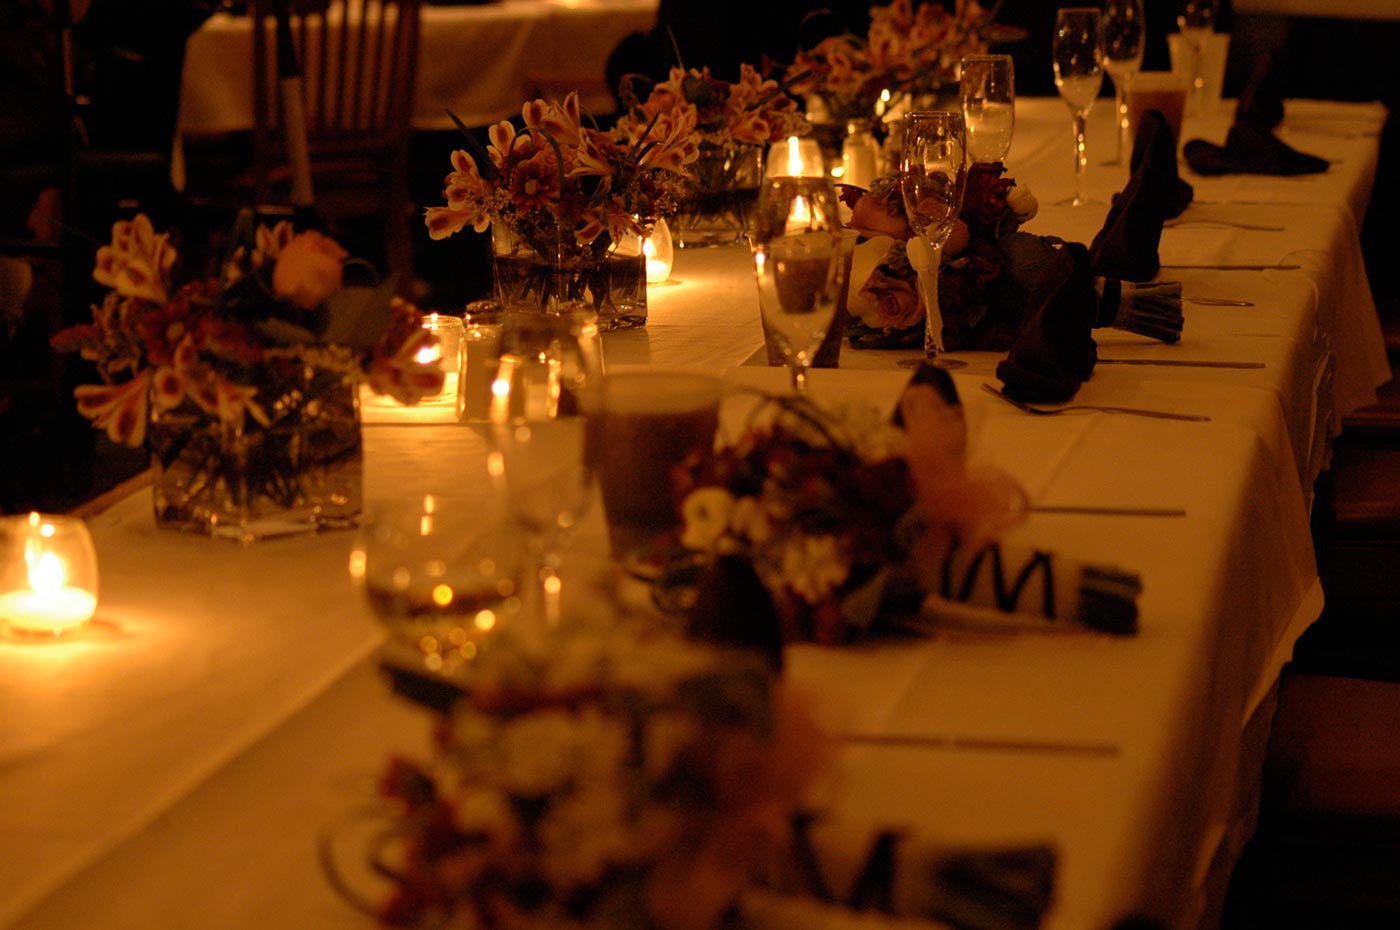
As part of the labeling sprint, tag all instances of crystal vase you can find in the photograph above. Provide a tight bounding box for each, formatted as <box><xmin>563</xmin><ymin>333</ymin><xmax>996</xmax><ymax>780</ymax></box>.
<box><xmin>491</xmin><ymin>225</ymin><xmax>646</xmax><ymax>331</ymax></box>
<box><xmin>670</xmin><ymin>143</ymin><xmax>763</xmax><ymax>249</ymax></box>
<box><xmin>147</xmin><ymin>365</ymin><xmax>362</xmax><ymax>544</ymax></box>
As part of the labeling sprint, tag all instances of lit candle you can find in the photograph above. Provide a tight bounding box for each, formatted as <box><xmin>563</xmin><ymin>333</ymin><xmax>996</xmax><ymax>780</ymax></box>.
<box><xmin>418</xmin><ymin>313</ymin><xmax>465</xmax><ymax>403</ymax></box>
<box><xmin>1</xmin><ymin>513</ymin><xmax>98</xmax><ymax>636</ymax></box>
<box><xmin>642</xmin><ymin>218</ymin><xmax>673</xmax><ymax>285</ymax></box>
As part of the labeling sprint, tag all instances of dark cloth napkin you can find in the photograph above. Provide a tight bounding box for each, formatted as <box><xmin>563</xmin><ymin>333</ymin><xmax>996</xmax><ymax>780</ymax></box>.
<box><xmin>1088</xmin><ymin>111</ymin><xmax>1192</xmax><ymax>282</ymax></box>
<box><xmin>1183</xmin><ymin>52</ymin><xmax>1330</xmax><ymax>176</ymax></box>
<box><xmin>995</xmin><ymin>240</ymin><xmax>1098</xmax><ymax>403</ymax></box>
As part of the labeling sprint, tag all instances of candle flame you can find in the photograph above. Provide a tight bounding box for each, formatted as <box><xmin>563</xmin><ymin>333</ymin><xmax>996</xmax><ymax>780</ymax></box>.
<box><xmin>28</xmin><ymin>549</ymin><xmax>65</xmax><ymax>596</ymax></box>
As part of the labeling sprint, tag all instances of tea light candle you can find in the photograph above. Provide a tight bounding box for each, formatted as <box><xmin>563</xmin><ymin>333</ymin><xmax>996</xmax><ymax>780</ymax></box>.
<box><xmin>767</xmin><ymin>135</ymin><xmax>825</xmax><ymax>178</ymax></box>
<box><xmin>0</xmin><ymin>513</ymin><xmax>98</xmax><ymax>636</ymax></box>
<box><xmin>418</xmin><ymin>313</ymin><xmax>465</xmax><ymax>403</ymax></box>
<box><xmin>643</xmin><ymin>218</ymin><xmax>673</xmax><ymax>285</ymax></box>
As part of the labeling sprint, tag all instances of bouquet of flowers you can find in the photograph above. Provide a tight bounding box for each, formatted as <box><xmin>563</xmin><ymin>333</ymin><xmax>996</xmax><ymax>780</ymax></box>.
<box><xmin>425</xmin><ymin>92</ymin><xmax>698</xmax><ymax>259</ymax></box>
<box><xmin>788</xmin><ymin>0</ymin><xmax>996</xmax><ymax>124</ymax></box>
<box><xmin>357</xmin><ymin>623</ymin><xmax>828</xmax><ymax>930</ymax></box>
<box><xmin>615</xmin><ymin>64</ymin><xmax>810</xmax><ymax>152</ymax></box>
<box><xmin>53</xmin><ymin>213</ymin><xmax>443</xmax><ymax>446</ymax></box>
<box><xmin>675</xmin><ymin>384</ymin><xmax>1029</xmax><ymax>645</ymax></box>
<box><xmin>845</xmin><ymin>161</ymin><xmax>1041</xmax><ymax>350</ymax></box>
<box><xmin>51</xmin><ymin>212</ymin><xmax>443</xmax><ymax>537</ymax></box>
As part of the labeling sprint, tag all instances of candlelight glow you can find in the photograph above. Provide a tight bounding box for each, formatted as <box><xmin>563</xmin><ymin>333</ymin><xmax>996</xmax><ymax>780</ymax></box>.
<box><xmin>1</xmin><ymin>513</ymin><xmax>98</xmax><ymax>637</ymax></box>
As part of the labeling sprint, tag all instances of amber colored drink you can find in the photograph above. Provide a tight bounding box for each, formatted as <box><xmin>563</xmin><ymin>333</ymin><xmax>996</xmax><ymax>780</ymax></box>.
<box><xmin>587</xmin><ymin>371</ymin><xmax>722</xmax><ymax>576</ymax></box>
<box><xmin>1125</xmin><ymin>73</ymin><xmax>1188</xmax><ymax>147</ymax></box>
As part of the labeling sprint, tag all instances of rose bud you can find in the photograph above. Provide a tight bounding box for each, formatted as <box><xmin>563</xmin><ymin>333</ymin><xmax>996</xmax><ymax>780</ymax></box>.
<box><xmin>272</xmin><ymin>230</ymin><xmax>349</xmax><ymax>309</ymax></box>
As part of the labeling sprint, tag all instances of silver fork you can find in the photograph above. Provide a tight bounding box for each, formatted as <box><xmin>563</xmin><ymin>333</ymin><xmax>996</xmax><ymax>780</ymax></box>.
<box><xmin>1163</xmin><ymin>219</ymin><xmax>1286</xmax><ymax>232</ymax></box>
<box><xmin>980</xmin><ymin>384</ymin><xmax>1211</xmax><ymax>421</ymax></box>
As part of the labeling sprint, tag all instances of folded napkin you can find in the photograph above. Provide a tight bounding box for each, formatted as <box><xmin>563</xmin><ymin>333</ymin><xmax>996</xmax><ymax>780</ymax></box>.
<box><xmin>1088</xmin><ymin>111</ymin><xmax>1192</xmax><ymax>282</ymax></box>
<box><xmin>1233</xmin><ymin>51</ymin><xmax>1287</xmax><ymax>131</ymax></box>
<box><xmin>1182</xmin><ymin>52</ymin><xmax>1329</xmax><ymax>176</ymax></box>
<box><xmin>1183</xmin><ymin>122</ymin><xmax>1330</xmax><ymax>176</ymax></box>
<box><xmin>995</xmin><ymin>240</ymin><xmax>1098</xmax><ymax>403</ymax></box>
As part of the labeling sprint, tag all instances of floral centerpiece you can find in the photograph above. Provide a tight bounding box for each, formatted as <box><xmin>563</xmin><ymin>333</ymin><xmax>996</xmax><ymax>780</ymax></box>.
<box><xmin>675</xmin><ymin>383</ymin><xmax>1030</xmax><ymax>645</ymax></box>
<box><xmin>788</xmin><ymin>0</ymin><xmax>995</xmax><ymax>126</ymax></box>
<box><xmin>425</xmin><ymin>93</ymin><xmax>699</xmax><ymax>328</ymax></box>
<box><xmin>614</xmin><ymin>64</ymin><xmax>810</xmax><ymax>248</ymax></box>
<box><xmin>845</xmin><ymin>161</ymin><xmax>1040</xmax><ymax>350</ymax></box>
<box><xmin>340</xmin><ymin>622</ymin><xmax>828</xmax><ymax>930</ymax></box>
<box><xmin>51</xmin><ymin>212</ymin><xmax>443</xmax><ymax>542</ymax></box>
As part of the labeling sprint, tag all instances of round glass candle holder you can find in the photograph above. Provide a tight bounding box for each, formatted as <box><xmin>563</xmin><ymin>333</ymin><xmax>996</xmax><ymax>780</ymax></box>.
<box><xmin>0</xmin><ymin>513</ymin><xmax>98</xmax><ymax>637</ymax></box>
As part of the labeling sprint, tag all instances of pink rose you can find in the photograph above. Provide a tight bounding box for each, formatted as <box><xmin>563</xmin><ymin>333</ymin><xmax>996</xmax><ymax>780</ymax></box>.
<box><xmin>856</xmin><ymin>265</ymin><xmax>923</xmax><ymax>331</ymax></box>
<box><xmin>271</xmin><ymin>230</ymin><xmax>348</xmax><ymax>309</ymax></box>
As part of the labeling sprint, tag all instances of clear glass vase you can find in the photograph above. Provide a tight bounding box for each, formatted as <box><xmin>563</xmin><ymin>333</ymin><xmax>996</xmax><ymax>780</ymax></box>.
<box><xmin>147</xmin><ymin>366</ymin><xmax>362</xmax><ymax>544</ymax></box>
<box><xmin>491</xmin><ymin>225</ymin><xmax>647</xmax><ymax>331</ymax></box>
<box><xmin>670</xmin><ymin>143</ymin><xmax>763</xmax><ymax>249</ymax></box>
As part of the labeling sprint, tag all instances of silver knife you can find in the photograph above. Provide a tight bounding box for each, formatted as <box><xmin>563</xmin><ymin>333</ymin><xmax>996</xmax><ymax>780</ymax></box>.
<box><xmin>1160</xmin><ymin>263</ymin><xmax>1301</xmax><ymax>271</ymax></box>
<box><xmin>840</xmin><ymin>732</ymin><xmax>1122</xmax><ymax>757</ymax></box>
<box><xmin>1097</xmin><ymin>358</ymin><xmax>1265</xmax><ymax>369</ymax></box>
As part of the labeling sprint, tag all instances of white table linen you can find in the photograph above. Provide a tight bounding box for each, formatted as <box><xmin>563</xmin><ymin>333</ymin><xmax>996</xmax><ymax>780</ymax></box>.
<box><xmin>1</xmin><ymin>97</ymin><xmax>1388</xmax><ymax>930</ymax></box>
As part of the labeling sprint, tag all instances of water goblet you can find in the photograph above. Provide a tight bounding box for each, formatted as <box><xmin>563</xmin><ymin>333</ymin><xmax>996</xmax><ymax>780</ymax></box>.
<box><xmin>960</xmin><ymin>54</ymin><xmax>1015</xmax><ymax>164</ymax></box>
<box><xmin>485</xmin><ymin>306</ymin><xmax>600</xmax><ymax>629</ymax></box>
<box><xmin>1177</xmin><ymin>0</ymin><xmax>1218</xmax><ymax>117</ymax></box>
<box><xmin>899</xmin><ymin>109</ymin><xmax>969</xmax><ymax>368</ymax></box>
<box><xmin>749</xmin><ymin>175</ymin><xmax>845</xmax><ymax>394</ymax></box>
<box><xmin>1102</xmin><ymin>0</ymin><xmax>1146</xmax><ymax>164</ymax></box>
<box><xmin>1053</xmin><ymin>7</ymin><xmax>1105</xmax><ymax>207</ymax></box>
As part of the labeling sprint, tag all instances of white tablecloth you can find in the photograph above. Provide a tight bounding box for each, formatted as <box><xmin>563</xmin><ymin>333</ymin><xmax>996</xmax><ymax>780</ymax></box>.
<box><xmin>1</xmin><ymin>97</ymin><xmax>1388</xmax><ymax>930</ymax></box>
<box><xmin>176</xmin><ymin>0</ymin><xmax>658</xmax><ymax>135</ymax></box>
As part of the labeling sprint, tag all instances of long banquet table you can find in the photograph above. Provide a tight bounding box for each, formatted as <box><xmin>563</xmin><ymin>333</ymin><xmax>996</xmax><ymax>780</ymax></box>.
<box><xmin>0</xmin><ymin>97</ymin><xmax>1389</xmax><ymax>930</ymax></box>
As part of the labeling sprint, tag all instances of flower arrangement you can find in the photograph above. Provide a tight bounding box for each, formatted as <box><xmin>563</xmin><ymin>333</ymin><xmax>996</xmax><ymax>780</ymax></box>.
<box><xmin>614</xmin><ymin>64</ymin><xmax>810</xmax><ymax>151</ymax></box>
<box><xmin>425</xmin><ymin>92</ymin><xmax>699</xmax><ymax>258</ymax></box>
<box><xmin>359</xmin><ymin>624</ymin><xmax>827</xmax><ymax>930</ymax></box>
<box><xmin>675</xmin><ymin>385</ymin><xmax>1028</xmax><ymax>644</ymax></box>
<box><xmin>51</xmin><ymin>212</ymin><xmax>443</xmax><ymax>538</ymax></box>
<box><xmin>845</xmin><ymin>161</ymin><xmax>1040</xmax><ymax>350</ymax></box>
<box><xmin>788</xmin><ymin>0</ymin><xmax>995</xmax><ymax>124</ymax></box>
<box><xmin>52</xmin><ymin>213</ymin><xmax>443</xmax><ymax>448</ymax></box>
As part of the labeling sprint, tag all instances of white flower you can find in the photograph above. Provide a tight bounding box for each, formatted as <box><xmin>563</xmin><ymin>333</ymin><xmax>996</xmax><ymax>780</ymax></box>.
<box><xmin>680</xmin><ymin>487</ymin><xmax>736</xmax><ymax>551</ymax></box>
<box><xmin>536</xmin><ymin>782</ymin><xmax>636</xmax><ymax>888</ymax></box>
<box><xmin>642</xmin><ymin>711</ymin><xmax>699</xmax><ymax>781</ymax></box>
<box><xmin>778</xmin><ymin>534</ymin><xmax>850</xmax><ymax>605</ymax></box>
<box><xmin>729</xmin><ymin>496</ymin><xmax>774</xmax><ymax>546</ymax></box>
<box><xmin>495</xmin><ymin>710</ymin><xmax>586</xmax><ymax>797</ymax></box>
<box><xmin>1007</xmin><ymin>183</ymin><xmax>1039</xmax><ymax>222</ymax></box>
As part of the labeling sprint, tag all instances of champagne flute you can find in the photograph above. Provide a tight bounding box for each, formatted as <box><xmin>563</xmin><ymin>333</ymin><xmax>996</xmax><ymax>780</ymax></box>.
<box><xmin>750</xmin><ymin>175</ymin><xmax>845</xmax><ymax>394</ymax></box>
<box><xmin>1102</xmin><ymin>0</ymin><xmax>1146</xmax><ymax>164</ymax></box>
<box><xmin>960</xmin><ymin>54</ymin><xmax>1016</xmax><ymax>164</ymax></box>
<box><xmin>1177</xmin><ymin>0</ymin><xmax>1218</xmax><ymax>118</ymax></box>
<box><xmin>1053</xmin><ymin>7</ymin><xmax>1105</xmax><ymax>207</ymax></box>
<box><xmin>486</xmin><ymin>306</ymin><xmax>600</xmax><ymax>630</ymax></box>
<box><xmin>899</xmin><ymin>110</ymin><xmax>969</xmax><ymax>367</ymax></box>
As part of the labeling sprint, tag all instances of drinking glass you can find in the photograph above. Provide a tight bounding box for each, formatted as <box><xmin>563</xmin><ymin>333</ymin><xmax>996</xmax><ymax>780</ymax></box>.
<box><xmin>749</xmin><ymin>175</ymin><xmax>845</xmax><ymax>393</ymax></box>
<box><xmin>1102</xmin><ymin>0</ymin><xmax>1146</xmax><ymax>164</ymax></box>
<box><xmin>485</xmin><ymin>307</ymin><xmax>601</xmax><ymax>628</ymax></box>
<box><xmin>351</xmin><ymin>496</ymin><xmax>525</xmax><ymax>677</ymax></box>
<box><xmin>1052</xmin><ymin>7</ymin><xmax>1105</xmax><ymax>207</ymax></box>
<box><xmin>1177</xmin><ymin>0</ymin><xmax>1218</xmax><ymax>117</ymax></box>
<box><xmin>899</xmin><ymin>109</ymin><xmax>968</xmax><ymax>366</ymax></box>
<box><xmin>960</xmin><ymin>54</ymin><xmax>1015</xmax><ymax>164</ymax></box>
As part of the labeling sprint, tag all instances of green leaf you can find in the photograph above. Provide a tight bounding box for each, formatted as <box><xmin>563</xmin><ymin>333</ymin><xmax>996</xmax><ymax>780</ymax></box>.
<box><xmin>254</xmin><ymin>316</ymin><xmax>319</xmax><ymax>347</ymax></box>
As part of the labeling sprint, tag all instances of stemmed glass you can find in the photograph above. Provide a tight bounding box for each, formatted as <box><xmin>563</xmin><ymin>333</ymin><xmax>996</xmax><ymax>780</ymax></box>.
<box><xmin>1052</xmin><ymin>7</ymin><xmax>1105</xmax><ymax>207</ymax></box>
<box><xmin>899</xmin><ymin>110</ymin><xmax>969</xmax><ymax>367</ymax></box>
<box><xmin>960</xmin><ymin>54</ymin><xmax>1016</xmax><ymax>164</ymax></box>
<box><xmin>1177</xmin><ymin>0</ymin><xmax>1218</xmax><ymax>117</ymax></box>
<box><xmin>1102</xmin><ymin>0</ymin><xmax>1146</xmax><ymax>164</ymax></box>
<box><xmin>750</xmin><ymin>174</ymin><xmax>845</xmax><ymax>393</ymax></box>
<box><xmin>485</xmin><ymin>307</ymin><xmax>601</xmax><ymax>630</ymax></box>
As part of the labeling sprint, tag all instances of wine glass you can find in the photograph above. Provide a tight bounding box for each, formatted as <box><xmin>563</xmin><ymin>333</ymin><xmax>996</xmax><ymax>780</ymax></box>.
<box><xmin>1052</xmin><ymin>7</ymin><xmax>1105</xmax><ymax>207</ymax></box>
<box><xmin>1177</xmin><ymin>0</ymin><xmax>1218</xmax><ymax>118</ymax></box>
<box><xmin>960</xmin><ymin>54</ymin><xmax>1015</xmax><ymax>164</ymax></box>
<box><xmin>899</xmin><ymin>109</ymin><xmax>968</xmax><ymax>367</ymax></box>
<box><xmin>1102</xmin><ymin>0</ymin><xmax>1146</xmax><ymax>164</ymax></box>
<box><xmin>350</xmin><ymin>495</ymin><xmax>526</xmax><ymax>678</ymax></box>
<box><xmin>749</xmin><ymin>175</ymin><xmax>845</xmax><ymax>394</ymax></box>
<box><xmin>485</xmin><ymin>306</ymin><xmax>601</xmax><ymax>628</ymax></box>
